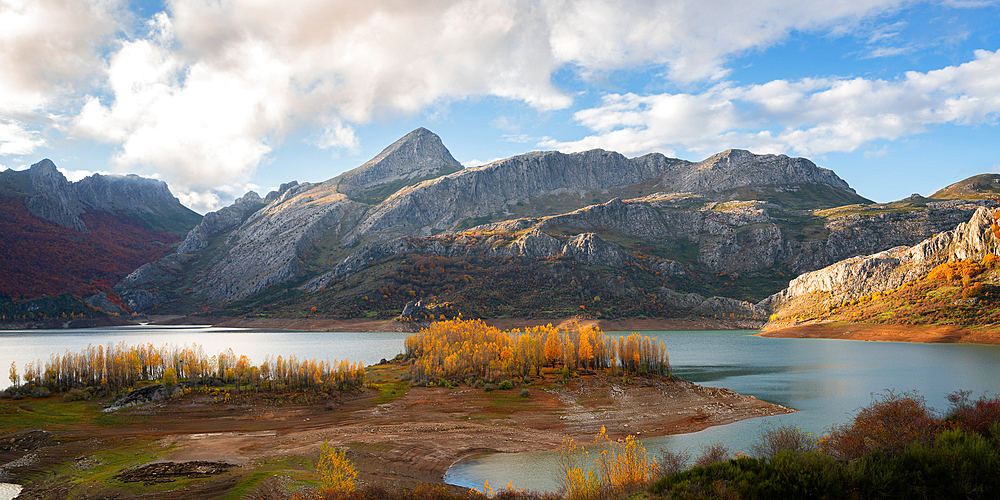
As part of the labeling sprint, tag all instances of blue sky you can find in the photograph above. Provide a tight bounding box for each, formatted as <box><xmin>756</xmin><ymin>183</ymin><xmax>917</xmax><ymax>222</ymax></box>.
<box><xmin>1</xmin><ymin>0</ymin><xmax>999</xmax><ymax>213</ymax></box>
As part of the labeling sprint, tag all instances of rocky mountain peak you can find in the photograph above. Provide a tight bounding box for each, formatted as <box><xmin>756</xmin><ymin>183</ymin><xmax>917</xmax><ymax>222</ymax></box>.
<box><xmin>699</xmin><ymin>149</ymin><xmax>756</xmax><ymax>169</ymax></box>
<box><xmin>335</xmin><ymin>127</ymin><xmax>462</xmax><ymax>202</ymax></box>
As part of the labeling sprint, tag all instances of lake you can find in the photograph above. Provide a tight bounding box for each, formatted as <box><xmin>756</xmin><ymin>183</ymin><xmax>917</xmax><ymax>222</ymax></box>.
<box><xmin>3</xmin><ymin>326</ymin><xmax>1000</xmax><ymax>495</ymax></box>
<box><xmin>445</xmin><ymin>330</ymin><xmax>1000</xmax><ymax>492</ymax></box>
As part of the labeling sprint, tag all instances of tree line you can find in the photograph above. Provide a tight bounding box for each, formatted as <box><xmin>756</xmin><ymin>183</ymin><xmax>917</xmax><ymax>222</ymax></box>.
<box><xmin>7</xmin><ymin>342</ymin><xmax>365</xmax><ymax>394</ymax></box>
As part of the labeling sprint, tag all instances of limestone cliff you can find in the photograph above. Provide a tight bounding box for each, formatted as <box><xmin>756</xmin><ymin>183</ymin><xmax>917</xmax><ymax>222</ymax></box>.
<box><xmin>768</xmin><ymin>205</ymin><xmax>1000</xmax><ymax>312</ymax></box>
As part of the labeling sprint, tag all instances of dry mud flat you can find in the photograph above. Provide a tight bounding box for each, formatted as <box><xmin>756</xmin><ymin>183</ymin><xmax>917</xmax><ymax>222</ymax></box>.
<box><xmin>761</xmin><ymin>321</ymin><xmax>1000</xmax><ymax>345</ymax></box>
<box><xmin>8</xmin><ymin>371</ymin><xmax>790</xmax><ymax>498</ymax></box>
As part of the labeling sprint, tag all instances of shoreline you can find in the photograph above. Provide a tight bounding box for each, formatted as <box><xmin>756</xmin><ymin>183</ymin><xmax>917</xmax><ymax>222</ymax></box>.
<box><xmin>5</xmin><ymin>369</ymin><xmax>791</xmax><ymax>498</ymax></box>
<box><xmin>154</xmin><ymin>315</ymin><xmax>763</xmax><ymax>333</ymax></box>
<box><xmin>760</xmin><ymin>321</ymin><xmax>1000</xmax><ymax>345</ymax></box>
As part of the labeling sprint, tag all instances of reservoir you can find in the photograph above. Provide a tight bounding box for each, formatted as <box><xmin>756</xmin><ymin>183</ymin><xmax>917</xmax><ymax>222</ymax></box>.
<box><xmin>445</xmin><ymin>329</ymin><xmax>1000</xmax><ymax>492</ymax></box>
<box><xmin>3</xmin><ymin>326</ymin><xmax>1000</xmax><ymax>494</ymax></box>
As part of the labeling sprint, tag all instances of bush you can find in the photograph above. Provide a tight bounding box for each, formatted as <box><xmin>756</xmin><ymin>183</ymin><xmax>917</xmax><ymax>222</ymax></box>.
<box><xmin>484</xmin><ymin>383</ymin><xmax>494</xmax><ymax>392</ymax></box>
<box><xmin>657</xmin><ymin>448</ymin><xmax>690</xmax><ymax>477</ymax></box>
<box><xmin>498</xmin><ymin>380</ymin><xmax>513</xmax><ymax>390</ymax></box>
<box><xmin>945</xmin><ymin>391</ymin><xmax>1000</xmax><ymax>437</ymax></box>
<box><xmin>520</xmin><ymin>389</ymin><xmax>530</xmax><ymax>398</ymax></box>
<box><xmin>694</xmin><ymin>442</ymin><xmax>730</xmax><ymax>467</ymax></box>
<box><xmin>823</xmin><ymin>390</ymin><xmax>939</xmax><ymax>460</ymax></box>
<box><xmin>750</xmin><ymin>424</ymin><xmax>818</xmax><ymax>459</ymax></box>
<box><xmin>30</xmin><ymin>386</ymin><xmax>51</xmax><ymax>398</ymax></box>
<box><xmin>63</xmin><ymin>388</ymin><xmax>90</xmax><ymax>402</ymax></box>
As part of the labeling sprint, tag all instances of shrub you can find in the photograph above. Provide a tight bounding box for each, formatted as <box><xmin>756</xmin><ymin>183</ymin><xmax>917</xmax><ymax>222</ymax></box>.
<box><xmin>317</xmin><ymin>442</ymin><xmax>357</xmax><ymax>492</ymax></box>
<box><xmin>520</xmin><ymin>389</ymin><xmax>530</xmax><ymax>398</ymax></box>
<box><xmin>693</xmin><ymin>442</ymin><xmax>730</xmax><ymax>467</ymax></box>
<box><xmin>824</xmin><ymin>390</ymin><xmax>939</xmax><ymax>460</ymax></box>
<box><xmin>30</xmin><ymin>386</ymin><xmax>51</xmax><ymax>398</ymax></box>
<box><xmin>484</xmin><ymin>383</ymin><xmax>494</xmax><ymax>392</ymax></box>
<box><xmin>62</xmin><ymin>388</ymin><xmax>90</xmax><ymax>402</ymax></box>
<box><xmin>657</xmin><ymin>448</ymin><xmax>690</xmax><ymax>477</ymax></box>
<box><xmin>498</xmin><ymin>380</ymin><xmax>514</xmax><ymax>390</ymax></box>
<box><xmin>945</xmin><ymin>391</ymin><xmax>1000</xmax><ymax>438</ymax></box>
<box><xmin>750</xmin><ymin>424</ymin><xmax>818</xmax><ymax>459</ymax></box>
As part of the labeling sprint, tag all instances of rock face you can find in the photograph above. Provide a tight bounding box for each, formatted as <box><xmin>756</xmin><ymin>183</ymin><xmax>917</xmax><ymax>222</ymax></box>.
<box><xmin>334</xmin><ymin>127</ymin><xmax>463</xmax><ymax>201</ymax></box>
<box><xmin>177</xmin><ymin>191</ymin><xmax>265</xmax><ymax>254</ymax></box>
<box><xmin>769</xmin><ymin>206</ymin><xmax>1000</xmax><ymax>309</ymax></box>
<box><xmin>0</xmin><ymin>159</ymin><xmax>200</xmax><ymax>235</ymax></box>
<box><xmin>114</xmin><ymin>253</ymin><xmax>195</xmax><ymax>311</ymax></box>
<box><xmin>111</xmin><ymin>128</ymin><xmax>894</xmax><ymax>312</ymax></box>
<box><xmin>637</xmin><ymin>149</ymin><xmax>855</xmax><ymax>194</ymax></box>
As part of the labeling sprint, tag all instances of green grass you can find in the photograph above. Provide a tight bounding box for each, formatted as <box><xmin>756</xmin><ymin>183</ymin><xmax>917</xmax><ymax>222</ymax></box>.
<box><xmin>0</xmin><ymin>398</ymin><xmax>101</xmax><ymax>432</ymax></box>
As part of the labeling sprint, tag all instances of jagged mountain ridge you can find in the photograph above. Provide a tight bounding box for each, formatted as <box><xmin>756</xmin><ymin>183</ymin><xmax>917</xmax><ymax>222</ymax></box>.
<box><xmin>0</xmin><ymin>160</ymin><xmax>201</xmax><ymax>303</ymax></box>
<box><xmin>114</xmin><ymin>128</ymin><xmax>900</xmax><ymax>318</ymax></box>
<box><xmin>0</xmin><ymin>159</ymin><xmax>201</xmax><ymax>234</ymax></box>
<box><xmin>333</xmin><ymin>127</ymin><xmax>463</xmax><ymax>203</ymax></box>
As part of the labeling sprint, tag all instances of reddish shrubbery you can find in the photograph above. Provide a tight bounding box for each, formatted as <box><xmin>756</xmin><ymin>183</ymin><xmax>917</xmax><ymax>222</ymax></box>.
<box><xmin>0</xmin><ymin>196</ymin><xmax>180</xmax><ymax>301</ymax></box>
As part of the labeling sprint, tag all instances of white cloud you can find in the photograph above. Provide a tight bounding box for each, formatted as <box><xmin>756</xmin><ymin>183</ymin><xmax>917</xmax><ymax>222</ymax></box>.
<box><xmin>0</xmin><ymin>0</ymin><xmax>122</xmax><ymax>156</ymax></box>
<box><xmin>57</xmin><ymin>167</ymin><xmax>111</xmax><ymax>182</ymax></box>
<box><xmin>543</xmin><ymin>0</ymin><xmax>908</xmax><ymax>82</ymax></box>
<box><xmin>0</xmin><ymin>119</ymin><xmax>44</xmax><ymax>155</ymax></box>
<box><xmin>51</xmin><ymin>0</ymin><xmax>918</xmax><ymax>208</ymax></box>
<box><xmin>464</xmin><ymin>157</ymin><xmax>506</xmax><ymax>168</ymax></box>
<box><xmin>542</xmin><ymin>49</ymin><xmax>1000</xmax><ymax>157</ymax></box>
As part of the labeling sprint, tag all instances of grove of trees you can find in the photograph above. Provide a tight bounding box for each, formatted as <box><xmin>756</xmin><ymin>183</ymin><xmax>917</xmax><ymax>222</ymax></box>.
<box><xmin>404</xmin><ymin>319</ymin><xmax>670</xmax><ymax>385</ymax></box>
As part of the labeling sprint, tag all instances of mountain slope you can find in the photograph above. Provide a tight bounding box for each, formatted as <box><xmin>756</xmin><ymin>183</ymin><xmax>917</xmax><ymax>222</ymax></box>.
<box><xmin>0</xmin><ymin>159</ymin><xmax>200</xmax><ymax>235</ymax></box>
<box><xmin>0</xmin><ymin>160</ymin><xmax>199</xmax><ymax>306</ymax></box>
<box><xmin>115</xmin><ymin>129</ymin><xmax>884</xmax><ymax>317</ymax></box>
<box><xmin>931</xmin><ymin>174</ymin><xmax>1000</xmax><ymax>201</ymax></box>
<box><xmin>766</xmin><ymin>203</ymin><xmax>1000</xmax><ymax>325</ymax></box>
<box><xmin>334</xmin><ymin>127</ymin><xmax>463</xmax><ymax>204</ymax></box>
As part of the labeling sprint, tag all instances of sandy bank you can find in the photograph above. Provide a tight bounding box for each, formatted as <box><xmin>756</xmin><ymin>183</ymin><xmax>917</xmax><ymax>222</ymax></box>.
<box><xmin>760</xmin><ymin>321</ymin><xmax>1000</xmax><ymax>345</ymax></box>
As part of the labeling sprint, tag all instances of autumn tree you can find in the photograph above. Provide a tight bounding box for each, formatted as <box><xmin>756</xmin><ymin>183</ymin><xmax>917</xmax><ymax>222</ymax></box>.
<box><xmin>317</xmin><ymin>441</ymin><xmax>357</xmax><ymax>492</ymax></box>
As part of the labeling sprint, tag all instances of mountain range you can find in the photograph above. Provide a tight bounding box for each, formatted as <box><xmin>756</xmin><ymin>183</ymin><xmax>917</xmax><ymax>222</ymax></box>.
<box><xmin>2</xmin><ymin>128</ymin><xmax>996</xmax><ymax>328</ymax></box>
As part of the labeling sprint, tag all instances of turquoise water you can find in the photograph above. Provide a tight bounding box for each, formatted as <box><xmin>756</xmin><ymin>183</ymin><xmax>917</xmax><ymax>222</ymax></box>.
<box><xmin>445</xmin><ymin>330</ymin><xmax>1000</xmax><ymax>492</ymax></box>
<box><xmin>0</xmin><ymin>325</ymin><xmax>409</xmax><ymax>390</ymax></box>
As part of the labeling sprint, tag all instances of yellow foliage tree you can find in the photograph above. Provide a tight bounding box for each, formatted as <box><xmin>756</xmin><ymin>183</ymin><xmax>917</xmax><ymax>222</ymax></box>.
<box><xmin>317</xmin><ymin>441</ymin><xmax>357</xmax><ymax>492</ymax></box>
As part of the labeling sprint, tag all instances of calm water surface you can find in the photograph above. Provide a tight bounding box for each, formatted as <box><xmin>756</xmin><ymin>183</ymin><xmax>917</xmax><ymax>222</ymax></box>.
<box><xmin>445</xmin><ymin>330</ymin><xmax>1000</xmax><ymax>492</ymax></box>
<box><xmin>0</xmin><ymin>325</ymin><xmax>408</xmax><ymax>390</ymax></box>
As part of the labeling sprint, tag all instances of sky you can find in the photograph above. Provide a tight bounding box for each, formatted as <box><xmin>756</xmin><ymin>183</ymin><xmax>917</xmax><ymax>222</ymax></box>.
<box><xmin>1</xmin><ymin>0</ymin><xmax>999</xmax><ymax>214</ymax></box>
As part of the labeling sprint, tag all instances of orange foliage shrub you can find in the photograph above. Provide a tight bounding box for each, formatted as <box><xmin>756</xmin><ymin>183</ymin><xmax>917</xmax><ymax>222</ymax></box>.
<box><xmin>823</xmin><ymin>391</ymin><xmax>940</xmax><ymax>460</ymax></box>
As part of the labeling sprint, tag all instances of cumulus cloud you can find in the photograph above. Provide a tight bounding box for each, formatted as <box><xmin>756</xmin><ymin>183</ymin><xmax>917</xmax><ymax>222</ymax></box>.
<box><xmin>0</xmin><ymin>0</ymin><xmax>122</xmax><ymax>154</ymax></box>
<box><xmin>0</xmin><ymin>119</ymin><xmax>44</xmax><ymax>155</ymax></box>
<box><xmin>542</xmin><ymin>49</ymin><xmax>1000</xmax><ymax>157</ymax></box>
<box><xmin>57</xmin><ymin>167</ymin><xmax>111</xmax><ymax>182</ymax></box>
<box><xmin>51</xmin><ymin>0</ymin><xmax>918</xmax><ymax>211</ymax></box>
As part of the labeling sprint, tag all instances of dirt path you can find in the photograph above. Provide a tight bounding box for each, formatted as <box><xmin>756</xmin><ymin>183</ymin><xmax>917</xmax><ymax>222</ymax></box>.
<box><xmin>760</xmin><ymin>322</ymin><xmax>1000</xmax><ymax>345</ymax></box>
